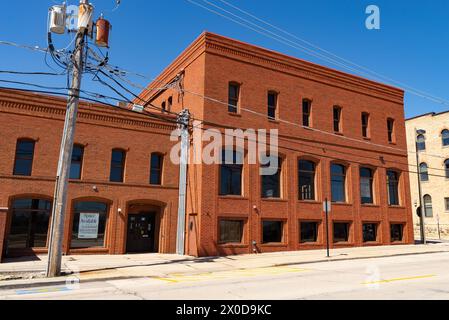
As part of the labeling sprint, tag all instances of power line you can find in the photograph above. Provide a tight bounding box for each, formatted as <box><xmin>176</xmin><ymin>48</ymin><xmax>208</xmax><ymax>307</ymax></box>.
<box><xmin>187</xmin><ymin>0</ymin><xmax>449</xmax><ymax>108</ymax></box>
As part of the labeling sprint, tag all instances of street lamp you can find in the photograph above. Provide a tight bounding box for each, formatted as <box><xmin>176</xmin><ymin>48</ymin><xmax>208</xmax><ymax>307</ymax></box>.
<box><xmin>415</xmin><ymin>128</ymin><xmax>427</xmax><ymax>245</ymax></box>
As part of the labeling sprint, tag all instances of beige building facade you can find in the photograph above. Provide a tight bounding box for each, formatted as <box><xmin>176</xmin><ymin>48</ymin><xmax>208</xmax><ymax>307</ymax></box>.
<box><xmin>406</xmin><ymin>111</ymin><xmax>449</xmax><ymax>240</ymax></box>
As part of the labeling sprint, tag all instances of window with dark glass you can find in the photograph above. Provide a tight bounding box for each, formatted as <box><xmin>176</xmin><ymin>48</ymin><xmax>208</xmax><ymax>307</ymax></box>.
<box><xmin>167</xmin><ymin>96</ymin><xmax>173</xmax><ymax>112</ymax></box>
<box><xmin>70</xmin><ymin>144</ymin><xmax>84</xmax><ymax>180</ymax></box>
<box><xmin>445</xmin><ymin>159</ymin><xmax>449</xmax><ymax>179</ymax></box>
<box><xmin>261</xmin><ymin>157</ymin><xmax>282</xmax><ymax>198</ymax></box>
<box><xmin>442</xmin><ymin>130</ymin><xmax>449</xmax><ymax>147</ymax></box>
<box><xmin>13</xmin><ymin>139</ymin><xmax>35</xmax><ymax>176</ymax></box>
<box><xmin>267</xmin><ymin>92</ymin><xmax>277</xmax><ymax>120</ymax></box>
<box><xmin>416</xmin><ymin>134</ymin><xmax>426</xmax><ymax>151</ymax></box>
<box><xmin>302</xmin><ymin>99</ymin><xmax>311</xmax><ymax>127</ymax></box>
<box><xmin>110</xmin><ymin>149</ymin><xmax>126</xmax><ymax>182</ymax></box>
<box><xmin>219</xmin><ymin>220</ymin><xmax>244</xmax><ymax>244</ymax></box>
<box><xmin>362</xmin><ymin>223</ymin><xmax>378</xmax><ymax>242</ymax></box>
<box><xmin>387</xmin><ymin>170</ymin><xmax>400</xmax><ymax>206</ymax></box>
<box><xmin>228</xmin><ymin>83</ymin><xmax>240</xmax><ymax>113</ymax></box>
<box><xmin>150</xmin><ymin>153</ymin><xmax>163</xmax><ymax>185</ymax></box>
<box><xmin>220</xmin><ymin>150</ymin><xmax>243</xmax><ymax>196</ymax></box>
<box><xmin>331</xmin><ymin>164</ymin><xmax>346</xmax><ymax>203</ymax></box>
<box><xmin>360</xmin><ymin>167</ymin><xmax>374</xmax><ymax>204</ymax></box>
<box><xmin>333</xmin><ymin>106</ymin><xmax>342</xmax><ymax>132</ymax></box>
<box><xmin>7</xmin><ymin>199</ymin><xmax>51</xmax><ymax>250</ymax></box>
<box><xmin>419</xmin><ymin>163</ymin><xmax>429</xmax><ymax>182</ymax></box>
<box><xmin>333</xmin><ymin>222</ymin><xmax>350</xmax><ymax>243</ymax></box>
<box><xmin>391</xmin><ymin>224</ymin><xmax>404</xmax><ymax>242</ymax></box>
<box><xmin>387</xmin><ymin>118</ymin><xmax>395</xmax><ymax>143</ymax></box>
<box><xmin>161</xmin><ymin>101</ymin><xmax>166</xmax><ymax>112</ymax></box>
<box><xmin>361</xmin><ymin>113</ymin><xmax>370</xmax><ymax>138</ymax></box>
<box><xmin>300</xmin><ymin>222</ymin><xmax>318</xmax><ymax>243</ymax></box>
<box><xmin>424</xmin><ymin>194</ymin><xmax>433</xmax><ymax>218</ymax></box>
<box><xmin>71</xmin><ymin>201</ymin><xmax>108</xmax><ymax>248</ymax></box>
<box><xmin>262</xmin><ymin>221</ymin><xmax>283</xmax><ymax>243</ymax></box>
<box><xmin>298</xmin><ymin>160</ymin><xmax>316</xmax><ymax>201</ymax></box>
<box><xmin>445</xmin><ymin>198</ymin><xmax>449</xmax><ymax>211</ymax></box>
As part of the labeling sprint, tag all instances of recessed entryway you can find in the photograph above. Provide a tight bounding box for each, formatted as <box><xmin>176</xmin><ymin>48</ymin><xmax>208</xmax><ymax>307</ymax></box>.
<box><xmin>126</xmin><ymin>212</ymin><xmax>157</xmax><ymax>254</ymax></box>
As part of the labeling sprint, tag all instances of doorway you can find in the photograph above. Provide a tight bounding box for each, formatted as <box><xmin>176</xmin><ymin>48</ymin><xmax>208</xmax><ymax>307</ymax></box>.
<box><xmin>126</xmin><ymin>213</ymin><xmax>156</xmax><ymax>253</ymax></box>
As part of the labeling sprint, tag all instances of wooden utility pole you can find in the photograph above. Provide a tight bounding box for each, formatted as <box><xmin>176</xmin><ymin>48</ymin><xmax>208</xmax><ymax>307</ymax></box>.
<box><xmin>46</xmin><ymin>30</ymin><xmax>86</xmax><ymax>277</ymax></box>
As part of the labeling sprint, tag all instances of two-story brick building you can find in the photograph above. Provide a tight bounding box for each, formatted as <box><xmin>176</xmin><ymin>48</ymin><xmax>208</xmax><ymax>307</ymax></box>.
<box><xmin>0</xmin><ymin>32</ymin><xmax>414</xmax><ymax>261</ymax></box>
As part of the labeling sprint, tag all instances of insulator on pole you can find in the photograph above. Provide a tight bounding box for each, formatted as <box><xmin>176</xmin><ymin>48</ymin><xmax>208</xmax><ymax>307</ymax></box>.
<box><xmin>49</xmin><ymin>4</ymin><xmax>67</xmax><ymax>35</ymax></box>
<box><xmin>95</xmin><ymin>15</ymin><xmax>111</xmax><ymax>48</ymax></box>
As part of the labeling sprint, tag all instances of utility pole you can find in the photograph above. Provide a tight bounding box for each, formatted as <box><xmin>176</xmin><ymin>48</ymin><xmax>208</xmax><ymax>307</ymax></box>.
<box><xmin>176</xmin><ymin>109</ymin><xmax>190</xmax><ymax>255</ymax></box>
<box><xmin>415</xmin><ymin>128</ymin><xmax>427</xmax><ymax>245</ymax></box>
<box><xmin>47</xmin><ymin>29</ymin><xmax>86</xmax><ymax>277</ymax></box>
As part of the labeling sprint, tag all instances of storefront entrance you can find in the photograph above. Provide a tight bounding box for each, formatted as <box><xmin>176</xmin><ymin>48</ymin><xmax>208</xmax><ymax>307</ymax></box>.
<box><xmin>126</xmin><ymin>213</ymin><xmax>156</xmax><ymax>253</ymax></box>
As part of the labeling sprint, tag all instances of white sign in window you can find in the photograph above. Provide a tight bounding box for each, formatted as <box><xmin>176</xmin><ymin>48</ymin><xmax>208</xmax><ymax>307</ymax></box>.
<box><xmin>78</xmin><ymin>213</ymin><xmax>100</xmax><ymax>239</ymax></box>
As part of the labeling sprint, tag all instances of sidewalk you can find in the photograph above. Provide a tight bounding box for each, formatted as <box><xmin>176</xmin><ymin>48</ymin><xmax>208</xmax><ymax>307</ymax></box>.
<box><xmin>1</xmin><ymin>243</ymin><xmax>449</xmax><ymax>289</ymax></box>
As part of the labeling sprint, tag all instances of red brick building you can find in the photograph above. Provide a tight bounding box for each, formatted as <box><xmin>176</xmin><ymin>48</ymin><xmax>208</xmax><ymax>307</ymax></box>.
<box><xmin>0</xmin><ymin>32</ymin><xmax>414</xmax><ymax>261</ymax></box>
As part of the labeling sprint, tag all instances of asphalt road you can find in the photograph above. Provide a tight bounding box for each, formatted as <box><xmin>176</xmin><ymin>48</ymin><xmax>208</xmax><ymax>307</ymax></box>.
<box><xmin>1</xmin><ymin>252</ymin><xmax>449</xmax><ymax>300</ymax></box>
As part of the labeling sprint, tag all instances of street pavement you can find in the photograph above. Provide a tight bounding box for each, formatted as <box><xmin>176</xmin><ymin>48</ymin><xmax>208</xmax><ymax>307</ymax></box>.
<box><xmin>1</xmin><ymin>250</ymin><xmax>449</xmax><ymax>300</ymax></box>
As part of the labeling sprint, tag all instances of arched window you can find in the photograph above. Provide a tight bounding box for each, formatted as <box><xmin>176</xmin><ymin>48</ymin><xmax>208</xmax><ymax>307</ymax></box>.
<box><xmin>442</xmin><ymin>130</ymin><xmax>449</xmax><ymax>147</ymax></box>
<box><xmin>360</xmin><ymin>167</ymin><xmax>374</xmax><ymax>204</ymax></box>
<box><xmin>423</xmin><ymin>195</ymin><xmax>433</xmax><ymax>218</ymax></box>
<box><xmin>331</xmin><ymin>164</ymin><xmax>346</xmax><ymax>203</ymax></box>
<box><xmin>261</xmin><ymin>156</ymin><xmax>282</xmax><ymax>198</ymax></box>
<box><xmin>387</xmin><ymin>170</ymin><xmax>400</xmax><ymax>206</ymax></box>
<box><xmin>416</xmin><ymin>134</ymin><xmax>426</xmax><ymax>151</ymax></box>
<box><xmin>150</xmin><ymin>153</ymin><xmax>164</xmax><ymax>185</ymax></box>
<box><xmin>298</xmin><ymin>160</ymin><xmax>316</xmax><ymax>200</ymax></box>
<box><xmin>8</xmin><ymin>198</ymin><xmax>52</xmax><ymax>251</ymax></box>
<box><xmin>419</xmin><ymin>163</ymin><xmax>429</xmax><ymax>182</ymax></box>
<box><xmin>445</xmin><ymin>159</ymin><xmax>449</xmax><ymax>179</ymax></box>
<box><xmin>13</xmin><ymin>139</ymin><xmax>35</xmax><ymax>176</ymax></box>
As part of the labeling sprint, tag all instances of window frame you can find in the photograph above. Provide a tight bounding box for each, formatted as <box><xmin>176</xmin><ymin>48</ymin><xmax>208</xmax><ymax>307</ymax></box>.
<box><xmin>419</xmin><ymin>163</ymin><xmax>429</xmax><ymax>182</ymax></box>
<box><xmin>262</xmin><ymin>220</ymin><xmax>284</xmax><ymax>244</ymax></box>
<box><xmin>361</xmin><ymin>112</ymin><xmax>370</xmax><ymax>138</ymax></box>
<box><xmin>298</xmin><ymin>159</ymin><xmax>316</xmax><ymax>201</ymax></box>
<box><xmin>302</xmin><ymin>99</ymin><xmax>312</xmax><ymax>127</ymax></box>
<box><xmin>362</xmin><ymin>223</ymin><xmax>378</xmax><ymax>243</ymax></box>
<box><xmin>445</xmin><ymin>197</ymin><xmax>449</xmax><ymax>212</ymax></box>
<box><xmin>423</xmin><ymin>194</ymin><xmax>433</xmax><ymax>218</ymax></box>
<box><xmin>267</xmin><ymin>91</ymin><xmax>278</xmax><ymax>120</ymax></box>
<box><xmin>218</xmin><ymin>219</ymin><xmax>244</xmax><ymax>244</ymax></box>
<box><xmin>333</xmin><ymin>222</ymin><xmax>350</xmax><ymax>243</ymax></box>
<box><xmin>261</xmin><ymin>156</ymin><xmax>283</xmax><ymax>199</ymax></box>
<box><xmin>416</xmin><ymin>134</ymin><xmax>426</xmax><ymax>151</ymax></box>
<box><xmin>299</xmin><ymin>221</ymin><xmax>319</xmax><ymax>243</ymax></box>
<box><xmin>360</xmin><ymin>167</ymin><xmax>374</xmax><ymax>204</ymax></box>
<box><xmin>228</xmin><ymin>82</ymin><xmax>240</xmax><ymax>114</ymax></box>
<box><xmin>387</xmin><ymin>118</ymin><xmax>395</xmax><ymax>143</ymax></box>
<box><xmin>442</xmin><ymin>129</ymin><xmax>449</xmax><ymax>147</ymax></box>
<box><xmin>150</xmin><ymin>152</ymin><xmax>164</xmax><ymax>185</ymax></box>
<box><xmin>219</xmin><ymin>149</ymin><xmax>244</xmax><ymax>196</ymax></box>
<box><xmin>387</xmin><ymin>170</ymin><xmax>400</xmax><ymax>206</ymax></box>
<box><xmin>444</xmin><ymin>159</ymin><xmax>449</xmax><ymax>179</ymax></box>
<box><xmin>390</xmin><ymin>223</ymin><xmax>404</xmax><ymax>242</ymax></box>
<box><xmin>13</xmin><ymin>138</ymin><xmax>36</xmax><ymax>176</ymax></box>
<box><xmin>333</xmin><ymin>106</ymin><xmax>342</xmax><ymax>133</ymax></box>
<box><xmin>110</xmin><ymin>149</ymin><xmax>126</xmax><ymax>183</ymax></box>
<box><xmin>70</xmin><ymin>144</ymin><xmax>84</xmax><ymax>180</ymax></box>
<box><xmin>331</xmin><ymin>163</ymin><xmax>347</xmax><ymax>203</ymax></box>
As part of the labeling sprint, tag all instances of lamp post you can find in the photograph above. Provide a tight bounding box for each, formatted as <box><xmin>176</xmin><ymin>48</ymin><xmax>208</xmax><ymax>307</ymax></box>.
<box><xmin>415</xmin><ymin>128</ymin><xmax>427</xmax><ymax>245</ymax></box>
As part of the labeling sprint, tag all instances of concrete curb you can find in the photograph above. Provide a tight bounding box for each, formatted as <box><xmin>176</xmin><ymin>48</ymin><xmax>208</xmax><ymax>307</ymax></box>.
<box><xmin>1</xmin><ymin>249</ymin><xmax>448</xmax><ymax>291</ymax></box>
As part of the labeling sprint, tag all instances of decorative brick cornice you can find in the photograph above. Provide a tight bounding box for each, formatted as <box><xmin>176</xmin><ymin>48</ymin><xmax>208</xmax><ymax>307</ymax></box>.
<box><xmin>0</xmin><ymin>89</ymin><xmax>177</xmax><ymax>132</ymax></box>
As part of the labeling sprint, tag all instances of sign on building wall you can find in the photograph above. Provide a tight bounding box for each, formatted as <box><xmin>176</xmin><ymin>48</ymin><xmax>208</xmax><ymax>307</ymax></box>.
<box><xmin>78</xmin><ymin>213</ymin><xmax>100</xmax><ymax>239</ymax></box>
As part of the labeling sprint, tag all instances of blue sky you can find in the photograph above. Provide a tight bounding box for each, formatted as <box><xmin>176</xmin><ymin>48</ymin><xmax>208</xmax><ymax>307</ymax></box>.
<box><xmin>0</xmin><ymin>0</ymin><xmax>448</xmax><ymax>118</ymax></box>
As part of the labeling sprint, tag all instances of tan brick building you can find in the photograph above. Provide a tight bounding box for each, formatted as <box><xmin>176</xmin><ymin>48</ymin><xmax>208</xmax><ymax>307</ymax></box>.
<box><xmin>406</xmin><ymin>111</ymin><xmax>449</xmax><ymax>240</ymax></box>
<box><xmin>0</xmin><ymin>32</ymin><xmax>414</xmax><ymax>261</ymax></box>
